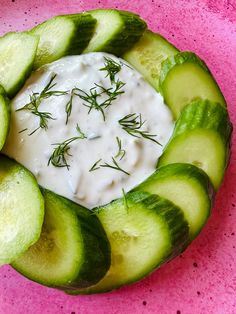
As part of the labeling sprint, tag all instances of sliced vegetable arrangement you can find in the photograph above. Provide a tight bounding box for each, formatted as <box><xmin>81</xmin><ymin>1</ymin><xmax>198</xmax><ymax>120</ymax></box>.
<box><xmin>0</xmin><ymin>8</ymin><xmax>232</xmax><ymax>295</ymax></box>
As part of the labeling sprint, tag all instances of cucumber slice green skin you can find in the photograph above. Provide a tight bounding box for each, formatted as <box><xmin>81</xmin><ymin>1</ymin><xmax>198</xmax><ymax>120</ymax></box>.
<box><xmin>159</xmin><ymin>52</ymin><xmax>227</xmax><ymax>119</ymax></box>
<box><xmin>84</xmin><ymin>9</ymin><xmax>147</xmax><ymax>56</ymax></box>
<box><xmin>30</xmin><ymin>14</ymin><xmax>97</xmax><ymax>69</ymax></box>
<box><xmin>0</xmin><ymin>155</ymin><xmax>44</xmax><ymax>266</ymax></box>
<box><xmin>67</xmin><ymin>192</ymin><xmax>189</xmax><ymax>294</ymax></box>
<box><xmin>132</xmin><ymin>163</ymin><xmax>213</xmax><ymax>240</ymax></box>
<box><xmin>12</xmin><ymin>189</ymin><xmax>110</xmax><ymax>290</ymax></box>
<box><xmin>0</xmin><ymin>87</ymin><xmax>10</xmax><ymax>151</ymax></box>
<box><xmin>123</xmin><ymin>30</ymin><xmax>178</xmax><ymax>91</ymax></box>
<box><xmin>158</xmin><ymin>100</ymin><xmax>233</xmax><ymax>190</ymax></box>
<box><xmin>0</xmin><ymin>32</ymin><xmax>39</xmax><ymax>98</ymax></box>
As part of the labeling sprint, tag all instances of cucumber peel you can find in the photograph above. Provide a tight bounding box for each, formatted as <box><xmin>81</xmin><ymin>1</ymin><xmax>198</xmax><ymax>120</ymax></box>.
<box><xmin>0</xmin><ymin>155</ymin><xmax>44</xmax><ymax>265</ymax></box>
<box><xmin>159</xmin><ymin>51</ymin><xmax>227</xmax><ymax>118</ymax></box>
<box><xmin>0</xmin><ymin>86</ymin><xmax>10</xmax><ymax>151</ymax></box>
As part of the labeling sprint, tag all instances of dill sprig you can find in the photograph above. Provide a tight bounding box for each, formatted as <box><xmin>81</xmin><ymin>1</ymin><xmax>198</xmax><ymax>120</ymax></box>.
<box><xmin>70</xmin><ymin>56</ymin><xmax>125</xmax><ymax>121</ymax></box>
<box><xmin>16</xmin><ymin>74</ymin><xmax>68</xmax><ymax>134</ymax></box>
<box><xmin>119</xmin><ymin>60</ymin><xmax>133</xmax><ymax>70</ymax></box>
<box><xmin>30</xmin><ymin>111</ymin><xmax>56</xmax><ymax>135</ymax></box>
<box><xmin>100</xmin><ymin>157</ymin><xmax>130</xmax><ymax>175</ymax></box>
<box><xmin>100</xmin><ymin>57</ymin><xmax>122</xmax><ymax>84</ymax></box>
<box><xmin>48</xmin><ymin>124</ymin><xmax>86</xmax><ymax>170</ymax></box>
<box><xmin>18</xmin><ymin>128</ymin><xmax>28</xmax><ymax>134</ymax></box>
<box><xmin>115</xmin><ymin>137</ymin><xmax>126</xmax><ymax>160</ymax></box>
<box><xmin>74</xmin><ymin>86</ymin><xmax>106</xmax><ymax>120</ymax></box>
<box><xmin>89</xmin><ymin>136</ymin><xmax>127</xmax><ymax>174</ymax></box>
<box><xmin>65</xmin><ymin>88</ymin><xmax>76</xmax><ymax>124</ymax></box>
<box><xmin>89</xmin><ymin>157</ymin><xmax>129</xmax><ymax>175</ymax></box>
<box><xmin>94</xmin><ymin>79</ymin><xmax>125</xmax><ymax>108</ymax></box>
<box><xmin>89</xmin><ymin>158</ymin><xmax>102</xmax><ymax>172</ymax></box>
<box><xmin>74</xmin><ymin>79</ymin><xmax>125</xmax><ymax>121</ymax></box>
<box><xmin>118</xmin><ymin>113</ymin><xmax>162</xmax><ymax>145</ymax></box>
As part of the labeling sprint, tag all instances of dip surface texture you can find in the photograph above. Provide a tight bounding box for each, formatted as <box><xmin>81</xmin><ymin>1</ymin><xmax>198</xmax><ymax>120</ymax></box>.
<box><xmin>4</xmin><ymin>52</ymin><xmax>174</xmax><ymax>208</ymax></box>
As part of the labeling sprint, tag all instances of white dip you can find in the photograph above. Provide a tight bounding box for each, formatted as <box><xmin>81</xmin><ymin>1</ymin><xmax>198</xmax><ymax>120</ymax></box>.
<box><xmin>4</xmin><ymin>53</ymin><xmax>174</xmax><ymax>208</ymax></box>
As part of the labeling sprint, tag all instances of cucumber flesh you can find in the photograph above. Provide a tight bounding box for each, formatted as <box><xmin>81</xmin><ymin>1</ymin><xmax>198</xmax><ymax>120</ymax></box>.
<box><xmin>159</xmin><ymin>52</ymin><xmax>226</xmax><ymax>118</ymax></box>
<box><xmin>0</xmin><ymin>155</ymin><xmax>44</xmax><ymax>265</ymax></box>
<box><xmin>158</xmin><ymin>100</ymin><xmax>232</xmax><ymax>189</ymax></box>
<box><xmin>123</xmin><ymin>30</ymin><xmax>178</xmax><ymax>91</ymax></box>
<box><xmin>30</xmin><ymin>14</ymin><xmax>96</xmax><ymax>69</ymax></box>
<box><xmin>12</xmin><ymin>189</ymin><xmax>111</xmax><ymax>289</ymax></box>
<box><xmin>133</xmin><ymin>163</ymin><xmax>212</xmax><ymax>240</ymax></box>
<box><xmin>0</xmin><ymin>87</ymin><xmax>10</xmax><ymax>151</ymax></box>
<box><xmin>0</xmin><ymin>32</ymin><xmax>39</xmax><ymax>98</ymax></box>
<box><xmin>67</xmin><ymin>192</ymin><xmax>189</xmax><ymax>294</ymax></box>
<box><xmin>84</xmin><ymin>9</ymin><xmax>147</xmax><ymax>56</ymax></box>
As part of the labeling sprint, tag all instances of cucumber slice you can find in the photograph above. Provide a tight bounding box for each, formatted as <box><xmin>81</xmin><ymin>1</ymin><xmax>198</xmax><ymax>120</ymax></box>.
<box><xmin>159</xmin><ymin>52</ymin><xmax>226</xmax><ymax>118</ymax></box>
<box><xmin>133</xmin><ymin>163</ymin><xmax>212</xmax><ymax>240</ymax></box>
<box><xmin>0</xmin><ymin>155</ymin><xmax>44</xmax><ymax>265</ymax></box>
<box><xmin>123</xmin><ymin>30</ymin><xmax>178</xmax><ymax>91</ymax></box>
<box><xmin>30</xmin><ymin>14</ymin><xmax>96</xmax><ymax>69</ymax></box>
<box><xmin>83</xmin><ymin>9</ymin><xmax>147</xmax><ymax>56</ymax></box>
<box><xmin>0</xmin><ymin>32</ymin><xmax>39</xmax><ymax>98</ymax></box>
<box><xmin>12</xmin><ymin>189</ymin><xmax>111</xmax><ymax>289</ymax></box>
<box><xmin>158</xmin><ymin>100</ymin><xmax>232</xmax><ymax>189</ymax></box>
<box><xmin>0</xmin><ymin>86</ymin><xmax>10</xmax><ymax>151</ymax></box>
<box><xmin>68</xmin><ymin>192</ymin><xmax>189</xmax><ymax>294</ymax></box>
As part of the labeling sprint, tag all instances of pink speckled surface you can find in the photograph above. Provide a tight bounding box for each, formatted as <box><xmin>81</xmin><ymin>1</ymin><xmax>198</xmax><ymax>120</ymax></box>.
<box><xmin>0</xmin><ymin>1</ymin><xmax>236</xmax><ymax>313</ymax></box>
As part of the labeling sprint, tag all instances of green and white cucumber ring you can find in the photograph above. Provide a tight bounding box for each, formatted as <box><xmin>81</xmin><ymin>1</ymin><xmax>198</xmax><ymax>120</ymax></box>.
<box><xmin>0</xmin><ymin>8</ymin><xmax>232</xmax><ymax>294</ymax></box>
<box><xmin>0</xmin><ymin>155</ymin><xmax>44</xmax><ymax>266</ymax></box>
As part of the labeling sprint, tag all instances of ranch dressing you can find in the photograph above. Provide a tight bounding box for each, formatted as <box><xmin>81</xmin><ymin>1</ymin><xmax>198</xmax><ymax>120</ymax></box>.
<box><xmin>4</xmin><ymin>53</ymin><xmax>174</xmax><ymax>208</ymax></box>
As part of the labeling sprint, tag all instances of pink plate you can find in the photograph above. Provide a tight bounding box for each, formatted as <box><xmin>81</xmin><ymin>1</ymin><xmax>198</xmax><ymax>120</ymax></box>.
<box><xmin>0</xmin><ymin>1</ymin><xmax>236</xmax><ymax>313</ymax></box>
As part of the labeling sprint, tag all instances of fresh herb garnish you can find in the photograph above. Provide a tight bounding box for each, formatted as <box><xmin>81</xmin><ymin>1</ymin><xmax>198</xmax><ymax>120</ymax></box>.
<box><xmin>118</xmin><ymin>113</ymin><xmax>162</xmax><ymax>145</ymax></box>
<box><xmin>89</xmin><ymin>157</ymin><xmax>129</xmax><ymax>175</ymax></box>
<box><xmin>68</xmin><ymin>57</ymin><xmax>125</xmax><ymax>121</ymax></box>
<box><xmin>100</xmin><ymin>157</ymin><xmax>130</xmax><ymax>175</ymax></box>
<box><xmin>16</xmin><ymin>74</ymin><xmax>68</xmax><ymax>134</ymax></box>
<box><xmin>65</xmin><ymin>88</ymin><xmax>76</xmax><ymax>124</ymax></box>
<box><xmin>48</xmin><ymin>124</ymin><xmax>86</xmax><ymax>170</ymax></box>
<box><xmin>119</xmin><ymin>60</ymin><xmax>133</xmax><ymax>70</ymax></box>
<box><xmin>89</xmin><ymin>158</ymin><xmax>102</xmax><ymax>172</ymax></box>
<box><xmin>100</xmin><ymin>57</ymin><xmax>122</xmax><ymax>84</ymax></box>
<box><xmin>115</xmin><ymin>137</ymin><xmax>126</xmax><ymax>160</ymax></box>
<box><xmin>94</xmin><ymin>79</ymin><xmax>125</xmax><ymax>108</ymax></box>
<box><xmin>89</xmin><ymin>136</ymin><xmax>128</xmax><ymax>175</ymax></box>
<box><xmin>74</xmin><ymin>86</ymin><xmax>106</xmax><ymax>120</ymax></box>
<box><xmin>18</xmin><ymin>128</ymin><xmax>28</xmax><ymax>134</ymax></box>
<box><xmin>74</xmin><ymin>79</ymin><xmax>125</xmax><ymax>121</ymax></box>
